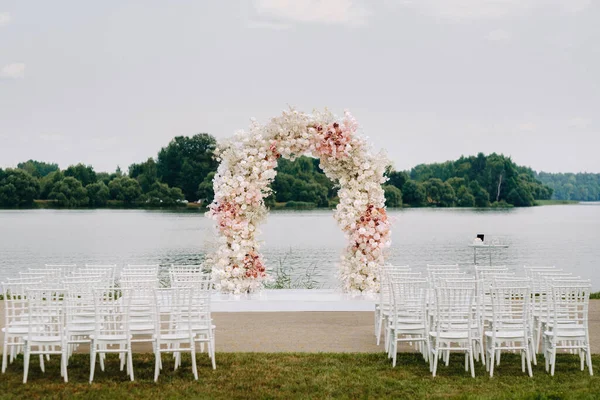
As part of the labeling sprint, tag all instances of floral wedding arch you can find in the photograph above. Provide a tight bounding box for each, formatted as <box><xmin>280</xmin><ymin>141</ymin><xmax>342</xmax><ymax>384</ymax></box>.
<box><xmin>206</xmin><ymin>108</ymin><xmax>392</xmax><ymax>294</ymax></box>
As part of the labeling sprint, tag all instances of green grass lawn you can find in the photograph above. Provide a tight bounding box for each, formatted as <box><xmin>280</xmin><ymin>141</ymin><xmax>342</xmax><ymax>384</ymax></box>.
<box><xmin>0</xmin><ymin>353</ymin><xmax>598</xmax><ymax>399</ymax></box>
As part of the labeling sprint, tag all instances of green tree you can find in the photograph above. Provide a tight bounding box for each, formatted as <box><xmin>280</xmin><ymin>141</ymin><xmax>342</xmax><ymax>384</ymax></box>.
<box><xmin>39</xmin><ymin>171</ymin><xmax>65</xmax><ymax>200</ymax></box>
<box><xmin>48</xmin><ymin>177</ymin><xmax>89</xmax><ymax>207</ymax></box>
<box><xmin>456</xmin><ymin>186</ymin><xmax>475</xmax><ymax>207</ymax></box>
<box><xmin>423</xmin><ymin>178</ymin><xmax>456</xmax><ymax>207</ymax></box>
<box><xmin>17</xmin><ymin>160</ymin><xmax>59</xmax><ymax>178</ymax></box>
<box><xmin>156</xmin><ymin>134</ymin><xmax>218</xmax><ymax>201</ymax></box>
<box><xmin>108</xmin><ymin>176</ymin><xmax>143</xmax><ymax>205</ymax></box>
<box><xmin>506</xmin><ymin>186</ymin><xmax>535</xmax><ymax>207</ymax></box>
<box><xmin>383</xmin><ymin>185</ymin><xmax>402</xmax><ymax>207</ymax></box>
<box><xmin>446</xmin><ymin>177</ymin><xmax>466</xmax><ymax>194</ymax></box>
<box><xmin>96</xmin><ymin>172</ymin><xmax>112</xmax><ymax>185</ymax></box>
<box><xmin>86</xmin><ymin>181</ymin><xmax>110</xmax><ymax>207</ymax></box>
<box><xmin>197</xmin><ymin>172</ymin><xmax>216</xmax><ymax>205</ymax></box>
<box><xmin>386</xmin><ymin>170</ymin><xmax>409</xmax><ymax>191</ymax></box>
<box><xmin>64</xmin><ymin>164</ymin><xmax>97</xmax><ymax>187</ymax></box>
<box><xmin>469</xmin><ymin>181</ymin><xmax>490</xmax><ymax>207</ymax></box>
<box><xmin>129</xmin><ymin>158</ymin><xmax>158</xmax><ymax>193</ymax></box>
<box><xmin>145</xmin><ymin>182</ymin><xmax>185</xmax><ymax>206</ymax></box>
<box><xmin>402</xmin><ymin>180</ymin><xmax>427</xmax><ymax>207</ymax></box>
<box><xmin>0</xmin><ymin>169</ymin><xmax>40</xmax><ymax>207</ymax></box>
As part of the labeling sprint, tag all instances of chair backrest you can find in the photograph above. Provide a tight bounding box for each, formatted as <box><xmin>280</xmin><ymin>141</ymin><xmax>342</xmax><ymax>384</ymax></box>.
<box><xmin>431</xmin><ymin>271</ymin><xmax>467</xmax><ymax>284</ymax></box>
<box><xmin>154</xmin><ymin>287</ymin><xmax>195</xmax><ymax>339</ymax></box>
<box><xmin>437</xmin><ymin>277</ymin><xmax>477</xmax><ymax>288</ymax></box>
<box><xmin>433</xmin><ymin>286</ymin><xmax>476</xmax><ymax>333</ymax></box>
<box><xmin>427</xmin><ymin>264</ymin><xmax>459</xmax><ymax>269</ymax></box>
<box><xmin>45</xmin><ymin>264</ymin><xmax>76</xmax><ymax>277</ymax></box>
<box><xmin>489</xmin><ymin>284</ymin><xmax>530</xmax><ymax>331</ymax></box>
<box><xmin>83</xmin><ymin>265</ymin><xmax>117</xmax><ymax>285</ymax></box>
<box><xmin>28</xmin><ymin>268</ymin><xmax>62</xmax><ymax>279</ymax></box>
<box><xmin>120</xmin><ymin>274</ymin><xmax>158</xmax><ymax>286</ymax></box>
<box><xmin>549</xmin><ymin>282</ymin><xmax>591</xmax><ymax>332</ymax></box>
<box><xmin>122</xmin><ymin>264</ymin><xmax>159</xmax><ymax>277</ymax></box>
<box><xmin>524</xmin><ymin>265</ymin><xmax>558</xmax><ymax>275</ymax></box>
<box><xmin>390</xmin><ymin>278</ymin><xmax>428</xmax><ymax>319</ymax></box>
<box><xmin>2</xmin><ymin>281</ymin><xmax>41</xmax><ymax>327</ymax></box>
<box><xmin>92</xmin><ymin>288</ymin><xmax>131</xmax><ymax>337</ymax></box>
<box><xmin>170</xmin><ymin>264</ymin><xmax>204</xmax><ymax>274</ymax></box>
<box><xmin>475</xmin><ymin>266</ymin><xmax>509</xmax><ymax>281</ymax></box>
<box><xmin>26</xmin><ymin>288</ymin><xmax>66</xmax><ymax>340</ymax></box>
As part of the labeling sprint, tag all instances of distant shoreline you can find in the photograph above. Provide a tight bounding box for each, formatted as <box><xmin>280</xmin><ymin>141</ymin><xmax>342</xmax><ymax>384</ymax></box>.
<box><xmin>0</xmin><ymin>199</ymin><xmax>588</xmax><ymax>211</ymax></box>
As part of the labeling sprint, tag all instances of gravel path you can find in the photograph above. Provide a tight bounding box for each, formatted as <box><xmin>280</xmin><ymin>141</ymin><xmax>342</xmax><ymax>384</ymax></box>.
<box><xmin>2</xmin><ymin>301</ymin><xmax>598</xmax><ymax>353</ymax></box>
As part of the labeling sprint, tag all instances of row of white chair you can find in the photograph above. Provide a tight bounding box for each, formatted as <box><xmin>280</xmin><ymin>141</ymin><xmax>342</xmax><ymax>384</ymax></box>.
<box><xmin>377</xmin><ymin>264</ymin><xmax>593</xmax><ymax>378</ymax></box>
<box><xmin>1</xmin><ymin>268</ymin><xmax>215</xmax><ymax>384</ymax></box>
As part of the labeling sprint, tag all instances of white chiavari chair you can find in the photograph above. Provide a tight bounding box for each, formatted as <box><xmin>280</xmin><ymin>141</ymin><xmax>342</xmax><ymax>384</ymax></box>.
<box><xmin>89</xmin><ymin>288</ymin><xmax>134</xmax><ymax>383</ymax></box>
<box><xmin>153</xmin><ymin>287</ymin><xmax>198</xmax><ymax>381</ymax></box>
<box><xmin>485</xmin><ymin>283</ymin><xmax>534</xmax><ymax>377</ymax></box>
<box><xmin>1</xmin><ymin>280</ymin><xmax>41</xmax><ymax>373</ymax></box>
<box><xmin>543</xmin><ymin>281</ymin><xmax>593</xmax><ymax>376</ymax></box>
<box><xmin>22</xmin><ymin>288</ymin><xmax>68</xmax><ymax>383</ymax></box>
<box><xmin>387</xmin><ymin>278</ymin><xmax>429</xmax><ymax>367</ymax></box>
<box><xmin>429</xmin><ymin>285</ymin><xmax>477</xmax><ymax>378</ymax></box>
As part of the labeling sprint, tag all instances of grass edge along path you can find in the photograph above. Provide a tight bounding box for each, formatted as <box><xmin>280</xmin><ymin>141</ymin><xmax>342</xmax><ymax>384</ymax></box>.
<box><xmin>0</xmin><ymin>353</ymin><xmax>598</xmax><ymax>399</ymax></box>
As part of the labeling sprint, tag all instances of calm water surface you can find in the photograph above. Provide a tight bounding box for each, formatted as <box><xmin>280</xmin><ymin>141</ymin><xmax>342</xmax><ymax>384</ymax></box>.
<box><xmin>0</xmin><ymin>205</ymin><xmax>598</xmax><ymax>289</ymax></box>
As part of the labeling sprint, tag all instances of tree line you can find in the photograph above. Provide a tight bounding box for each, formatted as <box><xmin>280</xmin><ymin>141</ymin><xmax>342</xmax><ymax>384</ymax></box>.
<box><xmin>0</xmin><ymin>134</ymin><xmax>217</xmax><ymax>208</ymax></box>
<box><xmin>534</xmin><ymin>172</ymin><xmax>600</xmax><ymax>201</ymax></box>
<box><xmin>383</xmin><ymin>153</ymin><xmax>553</xmax><ymax>208</ymax></box>
<box><xmin>0</xmin><ymin>133</ymin><xmax>555</xmax><ymax>209</ymax></box>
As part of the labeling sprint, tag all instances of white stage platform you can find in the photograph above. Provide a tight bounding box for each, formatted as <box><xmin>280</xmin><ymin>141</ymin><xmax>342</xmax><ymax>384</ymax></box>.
<box><xmin>211</xmin><ymin>289</ymin><xmax>376</xmax><ymax>312</ymax></box>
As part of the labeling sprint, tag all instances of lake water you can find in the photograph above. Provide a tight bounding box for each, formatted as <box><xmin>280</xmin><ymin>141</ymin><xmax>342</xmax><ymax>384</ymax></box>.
<box><xmin>1</xmin><ymin>205</ymin><xmax>599</xmax><ymax>289</ymax></box>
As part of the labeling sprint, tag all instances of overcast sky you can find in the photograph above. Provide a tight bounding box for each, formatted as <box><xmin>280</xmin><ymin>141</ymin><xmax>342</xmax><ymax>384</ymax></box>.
<box><xmin>1</xmin><ymin>0</ymin><xmax>599</xmax><ymax>174</ymax></box>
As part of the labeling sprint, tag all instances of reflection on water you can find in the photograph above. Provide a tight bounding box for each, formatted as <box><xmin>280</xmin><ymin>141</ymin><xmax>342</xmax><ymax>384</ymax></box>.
<box><xmin>0</xmin><ymin>204</ymin><xmax>599</xmax><ymax>289</ymax></box>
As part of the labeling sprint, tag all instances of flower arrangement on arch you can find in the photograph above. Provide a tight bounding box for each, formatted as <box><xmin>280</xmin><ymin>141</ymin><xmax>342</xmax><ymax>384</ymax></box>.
<box><xmin>206</xmin><ymin>108</ymin><xmax>392</xmax><ymax>294</ymax></box>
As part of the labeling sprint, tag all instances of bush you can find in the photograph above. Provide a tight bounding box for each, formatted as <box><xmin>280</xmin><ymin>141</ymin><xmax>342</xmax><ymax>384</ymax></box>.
<box><xmin>48</xmin><ymin>177</ymin><xmax>89</xmax><ymax>207</ymax></box>
<box><xmin>383</xmin><ymin>185</ymin><xmax>402</xmax><ymax>207</ymax></box>
<box><xmin>285</xmin><ymin>201</ymin><xmax>316</xmax><ymax>209</ymax></box>
<box><xmin>0</xmin><ymin>169</ymin><xmax>40</xmax><ymax>207</ymax></box>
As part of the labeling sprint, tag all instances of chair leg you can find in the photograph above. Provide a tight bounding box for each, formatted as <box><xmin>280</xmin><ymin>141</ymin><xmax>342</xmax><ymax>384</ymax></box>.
<box><xmin>99</xmin><ymin>348</ymin><xmax>105</xmax><ymax>372</ymax></box>
<box><xmin>39</xmin><ymin>354</ymin><xmax>45</xmax><ymax>373</ymax></box>
<box><xmin>154</xmin><ymin>351</ymin><xmax>161</xmax><ymax>382</ymax></box>
<box><xmin>587</xmin><ymin>346</ymin><xmax>593</xmax><ymax>376</ymax></box>
<box><xmin>550</xmin><ymin>348</ymin><xmax>557</xmax><ymax>376</ymax></box>
<box><xmin>23</xmin><ymin>344</ymin><xmax>30</xmax><ymax>384</ymax></box>
<box><xmin>89</xmin><ymin>345</ymin><xmax>97</xmax><ymax>383</ymax></box>
<box><xmin>191</xmin><ymin>344</ymin><xmax>198</xmax><ymax>380</ymax></box>
<box><xmin>489</xmin><ymin>347</ymin><xmax>495</xmax><ymax>378</ymax></box>
<box><xmin>530</xmin><ymin>338</ymin><xmax>537</xmax><ymax>366</ymax></box>
<box><xmin>127</xmin><ymin>349</ymin><xmax>134</xmax><ymax>381</ymax></box>
<box><xmin>526</xmin><ymin>347</ymin><xmax>533</xmax><ymax>377</ymax></box>
<box><xmin>432</xmin><ymin>348</ymin><xmax>439</xmax><ymax>377</ymax></box>
<box><xmin>469</xmin><ymin>349</ymin><xmax>475</xmax><ymax>378</ymax></box>
<box><xmin>2</xmin><ymin>340</ymin><xmax>8</xmax><ymax>373</ymax></box>
<box><xmin>62</xmin><ymin>350</ymin><xmax>69</xmax><ymax>383</ymax></box>
<box><xmin>209</xmin><ymin>337</ymin><xmax>216</xmax><ymax>370</ymax></box>
<box><xmin>376</xmin><ymin>314</ymin><xmax>382</xmax><ymax>345</ymax></box>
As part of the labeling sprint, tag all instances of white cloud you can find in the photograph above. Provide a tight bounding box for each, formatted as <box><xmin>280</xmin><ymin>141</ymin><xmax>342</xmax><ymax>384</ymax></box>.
<box><xmin>486</xmin><ymin>29</ymin><xmax>511</xmax><ymax>41</ymax></box>
<box><xmin>254</xmin><ymin>0</ymin><xmax>370</xmax><ymax>25</ymax></box>
<box><xmin>0</xmin><ymin>63</ymin><xmax>25</xmax><ymax>79</ymax></box>
<box><xmin>569</xmin><ymin>117</ymin><xmax>591</xmax><ymax>129</ymax></box>
<box><xmin>0</xmin><ymin>12</ymin><xmax>10</xmax><ymax>27</ymax></box>
<box><xmin>395</xmin><ymin>0</ymin><xmax>592</xmax><ymax>20</ymax></box>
